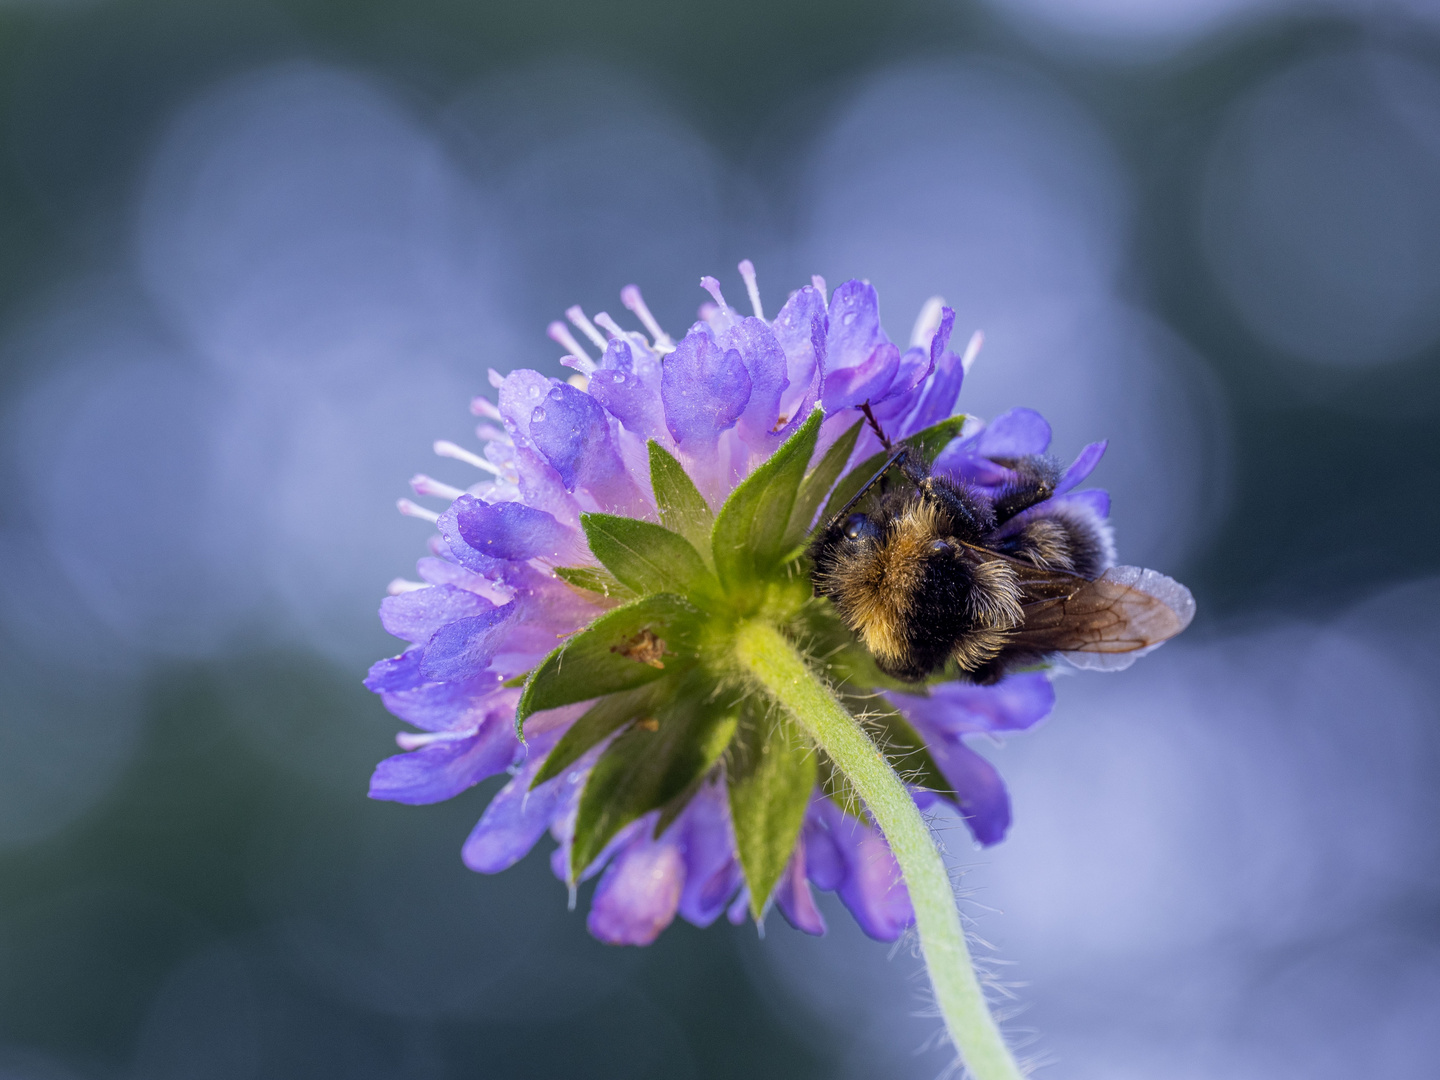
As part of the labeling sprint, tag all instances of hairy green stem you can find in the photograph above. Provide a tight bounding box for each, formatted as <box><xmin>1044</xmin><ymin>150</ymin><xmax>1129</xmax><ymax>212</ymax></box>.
<box><xmin>734</xmin><ymin>620</ymin><xmax>1024</xmax><ymax>1080</ymax></box>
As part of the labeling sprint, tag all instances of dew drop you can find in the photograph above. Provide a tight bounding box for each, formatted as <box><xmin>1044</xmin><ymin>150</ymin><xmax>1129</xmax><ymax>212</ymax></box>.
<box><xmin>532</xmin><ymin>407</ymin><xmax>547</xmax><ymax>423</ymax></box>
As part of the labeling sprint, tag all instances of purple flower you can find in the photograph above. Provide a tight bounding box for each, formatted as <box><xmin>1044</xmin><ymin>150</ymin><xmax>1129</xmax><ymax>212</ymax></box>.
<box><xmin>367</xmin><ymin>263</ymin><xmax>1167</xmax><ymax>946</ymax></box>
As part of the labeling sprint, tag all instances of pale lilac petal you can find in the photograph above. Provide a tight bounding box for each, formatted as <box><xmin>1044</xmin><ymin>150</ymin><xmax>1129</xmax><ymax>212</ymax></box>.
<box><xmin>587</xmin><ymin>366</ymin><xmax>667</xmax><ymax>443</ymax></box>
<box><xmin>368</xmin><ymin>720</ymin><xmax>520</xmax><ymax>806</ymax></box>
<box><xmin>379</xmin><ymin>584</ymin><xmax>495</xmax><ymax>644</ymax></box>
<box><xmin>887</xmin><ymin>672</ymin><xmax>1055</xmax><ymax>736</ymax></box>
<box><xmin>661</xmin><ymin>326</ymin><xmax>751</xmax><ymax>449</ymax></box>
<box><xmin>820</xmin><ymin>280</ymin><xmax>901</xmax><ymax>412</ymax></box>
<box><xmin>586</xmin><ymin>829</ymin><xmax>685</xmax><ymax>945</ymax></box>
<box><xmin>773</xmin><ymin>844</ymin><xmax>826</xmax><ymax>936</ymax></box>
<box><xmin>872</xmin><ymin>344</ymin><xmax>933</xmax><ymax>405</ymax></box>
<box><xmin>418</xmin><ymin>603</ymin><xmax>517</xmax><ymax>681</ymax></box>
<box><xmin>726</xmin><ymin>888</ymin><xmax>750</xmax><ymax>925</ymax></box>
<box><xmin>1055</xmin><ymin>440</ymin><xmax>1108</xmax><ymax>495</ymax></box>
<box><xmin>975</xmin><ymin>407</ymin><xmax>1052</xmax><ymax>458</ymax></box>
<box><xmin>820</xmin><ymin>341</ymin><xmax>901</xmax><ymax>413</ymax></box>
<box><xmin>801</xmin><ymin>794</ymin><xmax>846</xmax><ymax>891</ymax></box>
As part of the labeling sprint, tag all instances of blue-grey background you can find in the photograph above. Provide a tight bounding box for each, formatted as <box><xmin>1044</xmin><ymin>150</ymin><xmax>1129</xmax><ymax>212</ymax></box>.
<box><xmin>1</xmin><ymin>1</ymin><xmax>1438</xmax><ymax>1077</ymax></box>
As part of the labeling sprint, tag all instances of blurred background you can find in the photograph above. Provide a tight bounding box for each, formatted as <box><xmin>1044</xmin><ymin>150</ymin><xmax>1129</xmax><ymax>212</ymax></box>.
<box><xmin>1</xmin><ymin>0</ymin><xmax>1438</xmax><ymax>1077</ymax></box>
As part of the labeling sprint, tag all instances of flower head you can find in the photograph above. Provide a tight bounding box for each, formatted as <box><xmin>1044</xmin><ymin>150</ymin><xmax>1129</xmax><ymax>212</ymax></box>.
<box><xmin>367</xmin><ymin>263</ymin><xmax>1190</xmax><ymax>945</ymax></box>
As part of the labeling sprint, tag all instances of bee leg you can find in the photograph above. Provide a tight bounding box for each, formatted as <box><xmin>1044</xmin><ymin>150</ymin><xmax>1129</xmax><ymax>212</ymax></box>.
<box><xmin>990</xmin><ymin>455</ymin><xmax>1063</xmax><ymax>524</ymax></box>
<box><xmin>913</xmin><ymin>471</ymin><xmax>995</xmax><ymax>543</ymax></box>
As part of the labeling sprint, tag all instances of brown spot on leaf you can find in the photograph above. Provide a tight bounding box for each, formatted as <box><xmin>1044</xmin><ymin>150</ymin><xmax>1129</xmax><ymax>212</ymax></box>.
<box><xmin>635</xmin><ymin>717</ymin><xmax>660</xmax><ymax>732</ymax></box>
<box><xmin>612</xmin><ymin>628</ymin><xmax>667</xmax><ymax>669</ymax></box>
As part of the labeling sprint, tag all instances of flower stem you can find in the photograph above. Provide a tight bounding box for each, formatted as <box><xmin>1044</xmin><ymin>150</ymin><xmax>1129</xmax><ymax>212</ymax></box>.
<box><xmin>734</xmin><ymin>620</ymin><xmax>1024</xmax><ymax>1080</ymax></box>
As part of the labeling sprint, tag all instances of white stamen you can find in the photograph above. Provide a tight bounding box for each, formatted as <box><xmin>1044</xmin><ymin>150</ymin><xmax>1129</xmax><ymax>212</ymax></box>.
<box><xmin>397</xmin><ymin>498</ymin><xmax>441</xmax><ymax>523</ymax></box>
<box><xmin>471</xmin><ymin>396</ymin><xmax>503</xmax><ymax>421</ymax></box>
<box><xmin>387</xmin><ymin>577</ymin><xmax>428</xmax><ymax>595</ymax></box>
<box><xmin>567</xmin><ymin>372</ymin><xmax>589</xmax><ymax>391</ymax></box>
<box><xmin>621</xmin><ymin>284</ymin><xmax>673</xmax><ymax>351</ymax></box>
<box><xmin>547</xmin><ymin>321</ymin><xmax>592</xmax><ymax>365</ymax></box>
<box><xmin>565</xmin><ymin>306</ymin><xmax>609</xmax><ymax>351</ymax></box>
<box><xmin>487</xmin><ymin>369</ymin><xmax>505</xmax><ymax>389</ymax></box>
<box><xmin>961</xmin><ymin>330</ymin><xmax>984</xmax><ymax>374</ymax></box>
<box><xmin>738</xmin><ymin>259</ymin><xmax>764</xmax><ymax>320</ymax></box>
<box><xmin>396</xmin><ymin>728</ymin><xmax>476</xmax><ymax>750</ymax></box>
<box><xmin>811</xmin><ymin>274</ymin><xmax>828</xmax><ymax>303</ymax></box>
<box><xmin>410</xmin><ymin>473</ymin><xmax>466</xmax><ymax>500</ymax></box>
<box><xmin>699</xmin><ymin>275</ymin><xmax>729</xmax><ymax>311</ymax></box>
<box><xmin>560</xmin><ymin>353</ymin><xmax>597</xmax><ymax>376</ymax></box>
<box><xmin>910</xmin><ymin>296</ymin><xmax>947</xmax><ymax>349</ymax></box>
<box><xmin>474</xmin><ymin>423</ymin><xmax>509</xmax><ymax>443</ymax></box>
<box><xmin>592</xmin><ymin>312</ymin><xmax>648</xmax><ymax>353</ymax></box>
<box><xmin>434</xmin><ymin>439</ymin><xmax>504</xmax><ymax>476</ymax></box>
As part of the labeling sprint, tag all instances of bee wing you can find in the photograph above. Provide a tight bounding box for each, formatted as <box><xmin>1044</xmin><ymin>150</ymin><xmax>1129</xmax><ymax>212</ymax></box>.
<box><xmin>1010</xmin><ymin>565</ymin><xmax>1195</xmax><ymax>670</ymax></box>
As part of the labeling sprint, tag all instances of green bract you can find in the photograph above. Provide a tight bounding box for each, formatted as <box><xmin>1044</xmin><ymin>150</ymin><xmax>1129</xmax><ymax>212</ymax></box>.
<box><xmin>515</xmin><ymin>407</ymin><xmax>961</xmax><ymax>915</ymax></box>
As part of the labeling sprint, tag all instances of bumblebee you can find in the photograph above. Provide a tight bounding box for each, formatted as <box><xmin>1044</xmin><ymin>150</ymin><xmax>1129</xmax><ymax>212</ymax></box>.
<box><xmin>809</xmin><ymin>443</ymin><xmax>1193</xmax><ymax>683</ymax></box>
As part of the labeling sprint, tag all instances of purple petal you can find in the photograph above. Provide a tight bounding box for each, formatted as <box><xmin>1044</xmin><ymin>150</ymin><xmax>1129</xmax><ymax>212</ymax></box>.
<box><xmin>587</xmin><ymin>367</ymin><xmax>667</xmax><ymax>443</ymax></box>
<box><xmin>418</xmin><ymin>602</ymin><xmax>516</xmax><ymax>682</ymax></box>
<box><xmin>871</xmin><ymin>344</ymin><xmax>933</xmax><ymax>405</ymax></box>
<box><xmin>809</xmin><ymin>799</ymin><xmax>912</xmax><ymax>942</ymax></box>
<box><xmin>975</xmin><ymin>407</ymin><xmax>1052</xmax><ymax>459</ymax></box>
<box><xmin>723</xmin><ymin>317</ymin><xmax>790</xmax><ymax>451</ymax></box>
<box><xmin>462</xmin><ymin>730</ymin><xmax>570</xmax><ymax>873</ymax></box>
<box><xmin>773</xmin><ymin>844</ymin><xmax>826</xmax><ymax>936</ymax></box>
<box><xmin>365</xmin><ymin>650</ymin><xmax>506</xmax><ymax>731</ymax></box>
<box><xmin>496</xmin><ymin>369</ymin><xmax>556</xmax><ymax>443</ymax></box>
<box><xmin>888</xmin><ymin>673</ymin><xmax>1055</xmax><ymax>736</ymax></box>
<box><xmin>586</xmin><ymin>830</ymin><xmax>685</xmax><ymax>945</ymax></box>
<box><xmin>907</xmin><ymin>725</ymin><xmax>1012</xmax><ymax>847</ymax></box>
<box><xmin>528</xmin><ymin>382</ymin><xmax>616</xmax><ymax>491</ymax></box>
<box><xmin>439</xmin><ymin>495</ymin><xmax>577</xmax><ymax>566</ymax></box>
<box><xmin>674</xmin><ymin>781</ymin><xmax>742</xmax><ymax>928</ymax></box>
<box><xmin>661</xmin><ymin>326</ymin><xmax>751</xmax><ymax>449</ymax></box>
<box><xmin>769</xmin><ymin>284</ymin><xmax>826</xmax><ymax>391</ymax></box>
<box><xmin>820</xmin><ymin>340</ymin><xmax>901</xmax><ymax>413</ymax></box>
<box><xmin>368</xmin><ymin>721</ymin><xmax>520</xmax><ymax>805</ymax></box>
<box><xmin>801</xmin><ymin>794</ymin><xmax>846</xmax><ymax>891</ymax></box>
<box><xmin>1055</xmin><ymin>440</ymin><xmax>1108</xmax><ymax>495</ymax></box>
<box><xmin>379</xmin><ymin>584</ymin><xmax>495</xmax><ymax>645</ymax></box>
<box><xmin>899</xmin><ymin>308</ymin><xmax>965</xmax><ymax>436</ymax></box>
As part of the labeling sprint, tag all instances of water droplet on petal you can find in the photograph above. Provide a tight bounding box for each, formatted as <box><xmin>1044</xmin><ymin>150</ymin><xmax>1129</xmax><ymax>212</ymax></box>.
<box><xmin>532</xmin><ymin>407</ymin><xmax>546</xmax><ymax>423</ymax></box>
<box><xmin>843</xmin><ymin>312</ymin><xmax>856</xmax><ymax>325</ymax></box>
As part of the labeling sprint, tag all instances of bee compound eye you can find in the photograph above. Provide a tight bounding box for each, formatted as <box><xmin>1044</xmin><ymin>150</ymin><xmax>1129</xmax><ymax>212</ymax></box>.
<box><xmin>842</xmin><ymin>514</ymin><xmax>878</xmax><ymax>541</ymax></box>
<box><xmin>929</xmin><ymin>539</ymin><xmax>953</xmax><ymax>555</ymax></box>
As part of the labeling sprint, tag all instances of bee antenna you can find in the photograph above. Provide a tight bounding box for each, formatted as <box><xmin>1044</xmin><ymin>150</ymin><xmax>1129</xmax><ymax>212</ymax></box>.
<box><xmin>858</xmin><ymin>401</ymin><xmax>892</xmax><ymax>451</ymax></box>
<box><xmin>825</xmin><ymin>447</ymin><xmax>911</xmax><ymax>525</ymax></box>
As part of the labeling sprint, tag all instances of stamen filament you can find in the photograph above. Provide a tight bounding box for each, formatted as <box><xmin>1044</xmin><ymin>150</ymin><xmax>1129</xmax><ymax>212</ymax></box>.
<box><xmin>620</xmin><ymin>284</ymin><xmax>674</xmax><ymax>351</ymax></box>
<box><xmin>734</xmin><ymin>621</ymin><xmax>1024</xmax><ymax>1080</ymax></box>
<box><xmin>410</xmin><ymin>474</ymin><xmax>467</xmax><ymax>500</ymax></box>
<box><xmin>434</xmin><ymin>440</ymin><xmax>504</xmax><ymax>477</ymax></box>
<box><xmin>396</xmin><ymin>498</ymin><xmax>441</xmax><ymax>523</ymax></box>
<box><xmin>961</xmin><ymin>330</ymin><xmax>984</xmax><ymax>374</ymax></box>
<box><xmin>699</xmin><ymin>275</ymin><xmax>730</xmax><ymax>312</ymax></box>
<box><xmin>738</xmin><ymin>259</ymin><xmax>764</xmax><ymax>320</ymax></box>
<box><xmin>565</xmin><ymin>306</ymin><xmax>609</xmax><ymax>352</ymax></box>
<box><xmin>811</xmin><ymin>274</ymin><xmax>828</xmax><ymax>303</ymax></box>
<box><xmin>910</xmin><ymin>296</ymin><xmax>947</xmax><ymax>349</ymax></box>
<box><xmin>386</xmin><ymin>577</ymin><xmax>428</xmax><ymax>595</ymax></box>
<box><xmin>547</xmin><ymin>321</ymin><xmax>593</xmax><ymax>365</ymax></box>
<box><xmin>471</xmin><ymin>396</ymin><xmax>503</xmax><ymax>421</ymax></box>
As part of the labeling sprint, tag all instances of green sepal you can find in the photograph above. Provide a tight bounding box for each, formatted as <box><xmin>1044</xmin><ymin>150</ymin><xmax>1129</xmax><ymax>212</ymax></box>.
<box><xmin>515</xmin><ymin>593</ymin><xmax>702</xmax><ymax>736</ymax></box>
<box><xmin>569</xmin><ymin>671</ymin><xmax>739</xmax><ymax>880</ymax></box>
<box><xmin>711</xmin><ymin>407</ymin><xmax>823</xmax><ymax>595</ymax></box>
<box><xmin>531</xmin><ymin>682</ymin><xmax>667</xmax><ymax>788</ymax></box>
<box><xmin>818</xmin><ymin>414</ymin><xmax>970</xmax><ymax>528</ymax></box>
<box><xmin>782</xmin><ymin>418</ymin><xmax>862</xmax><ymax>550</ymax></box>
<box><xmin>727</xmin><ymin>699</ymin><xmax>817</xmax><ymax>919</ymax></box>
<box><xmin>648</xmin><ymin>440</ymin><xmax>715</xmax><ymax>561</ymax></box>
<box><xmin>501</xmin><ymin>670</ymin><xmax>531</xmax><ymax>688</ymax></box>
<box><xmin>552</xmin><ymin>565</ymin><xmax>636</xmax><ymax>601</ymax></box>
<box><xmin>580</xmin><ymin>513</ymin><xmax>715</xmax><ymax>599</ymax></box>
